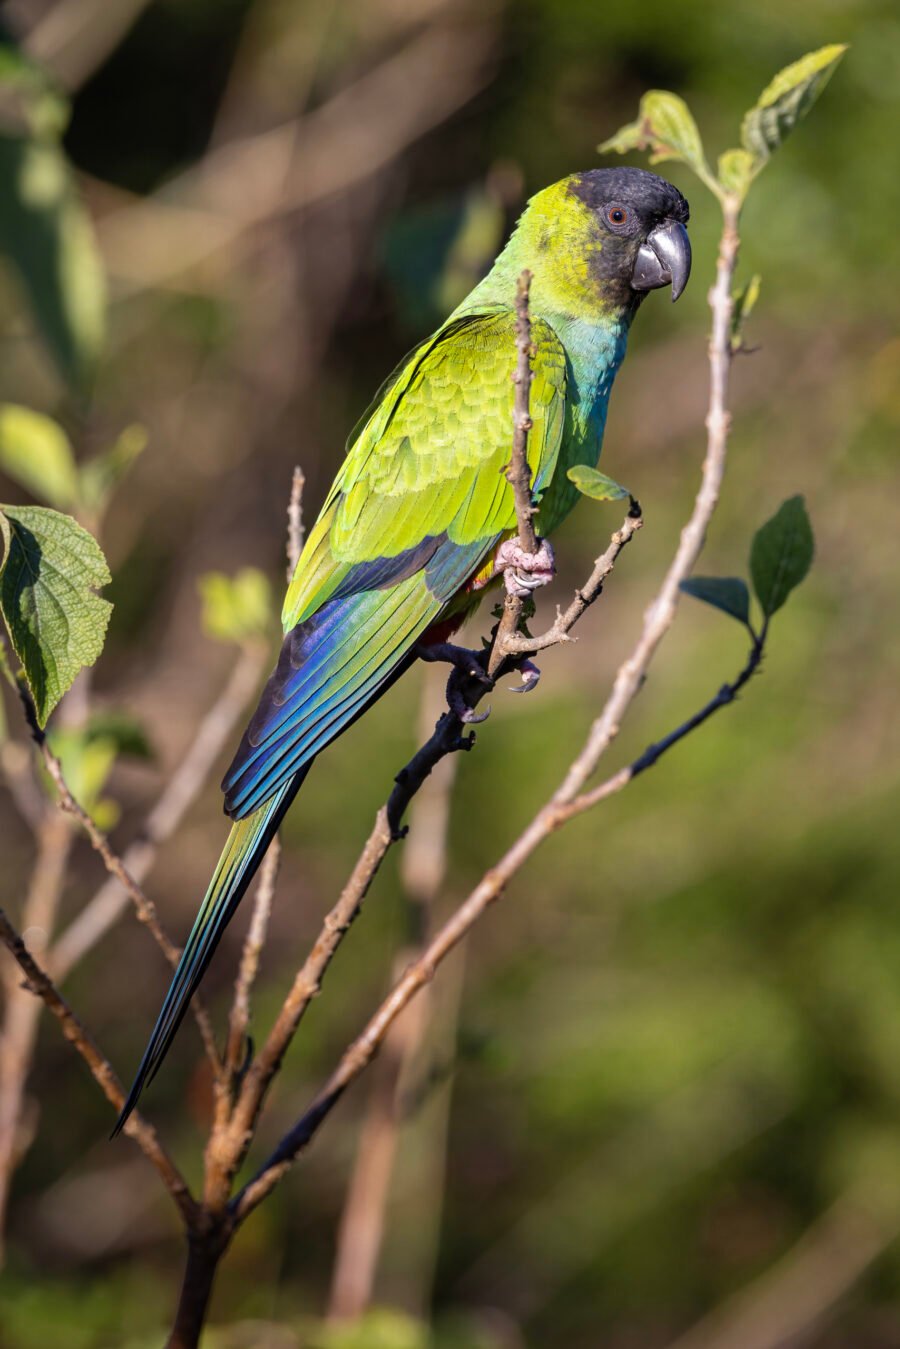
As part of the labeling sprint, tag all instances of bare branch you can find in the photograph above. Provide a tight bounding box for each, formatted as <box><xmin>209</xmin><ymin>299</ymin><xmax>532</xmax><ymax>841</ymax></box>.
<box><xmin>50</xmin><ymin>643</ymin><xmax>267</xmax><ymax>980</ymax></box>
<box><xmin>21</xmin><ymin>702</ymin><xmax>223</xmax><ymax>1079</ymax></box>
<box><xmin>0</xmin><ymin>907</ymin><xmax>196</xmax><ymax>1227</ymax></box>
<box><xmin>286</xmin><ymin>466</ymin><xmax>306</xmax><ymax>580</ymax></box>
<box><xmin>231</xmin><ymin>202</ymin><xmax>743</xmax><ymax>1223</ymax></box>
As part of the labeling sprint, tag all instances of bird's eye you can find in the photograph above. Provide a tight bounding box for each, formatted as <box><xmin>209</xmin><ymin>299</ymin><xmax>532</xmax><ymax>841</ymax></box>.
<box><xmin>607</xmin><ymin>206</ymin><xmax>629</xmax><ymax>226</ymax></box>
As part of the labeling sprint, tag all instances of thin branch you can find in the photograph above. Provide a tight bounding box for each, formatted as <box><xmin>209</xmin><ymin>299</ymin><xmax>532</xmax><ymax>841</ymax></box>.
<box><xmin>0</xmin><ymin>907</ymin><xmax>195</xmax><ymax>1227</ymax></box>
<box><xmin>286</xmin><ymin>466</ymin><xmax>306</xmax><ymax>580</ymax></box>
<box><xmin>50</xmin><ymin>642</ymin><xmax>267</xmax><ymax>980</ymax></box>
<box><xmin>231</xmin><ymin>201</ymin><xmax>743</xmax><ymax>1223</ymax></box>
<box><xmin>20</xmin><ymin>697</ymin><xmax>223</xmax><ymax>1080</ymax></box>
<box><xmin>488</xmin><ymin>269</ymin><xmax>537</xmax><ymax>678</ymax></box>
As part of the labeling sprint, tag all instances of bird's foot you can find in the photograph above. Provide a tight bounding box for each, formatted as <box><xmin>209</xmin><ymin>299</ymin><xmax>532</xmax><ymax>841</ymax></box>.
<box><xmin>495</xmin><ymin>537</ymin><xmax>556</xmax><ymax>598</ymax></box>
<box><xmin>415</xmin><ymin>640</ymin><xmax>492</xmax><ymax>687</ymax></box>
<box><xmin>508</xmin><ymin>659</ymin><xmax>541</xmax><ymax>694</ymax></box>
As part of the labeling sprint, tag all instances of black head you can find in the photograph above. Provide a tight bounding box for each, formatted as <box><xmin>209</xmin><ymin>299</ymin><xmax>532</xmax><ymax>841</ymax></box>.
<box><xmin>569</xmin><ymin>167</ymin><xmax>692</xmax><ymax>303</ymax></box>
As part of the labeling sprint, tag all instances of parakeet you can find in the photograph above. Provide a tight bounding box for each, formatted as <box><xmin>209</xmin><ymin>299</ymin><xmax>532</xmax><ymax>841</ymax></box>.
<box><xmin>114</xmin><ymin>166</ymin><xmax>690</xmax><ymax>1132</ymax></box>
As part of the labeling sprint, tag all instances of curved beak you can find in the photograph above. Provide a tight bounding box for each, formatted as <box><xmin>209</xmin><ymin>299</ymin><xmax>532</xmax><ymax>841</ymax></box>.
<box><xmin>631</xmin><ymin>217</ymin><xmax>692</xmax><ymax>302</ymax></box>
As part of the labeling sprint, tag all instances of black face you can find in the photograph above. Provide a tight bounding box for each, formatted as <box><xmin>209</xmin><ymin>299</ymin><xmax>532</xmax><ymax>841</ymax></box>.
<box><xmin>569</xmin><ymin>167</ymin><xmax>692</xmax><ymax>305</ymax></box>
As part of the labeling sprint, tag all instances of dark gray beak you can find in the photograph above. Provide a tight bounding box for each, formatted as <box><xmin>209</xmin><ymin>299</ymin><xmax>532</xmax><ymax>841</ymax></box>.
<box><xmin>631</xmin><ymin>218</ymin><xmax>692</xmax><ymax>301</ymax></box>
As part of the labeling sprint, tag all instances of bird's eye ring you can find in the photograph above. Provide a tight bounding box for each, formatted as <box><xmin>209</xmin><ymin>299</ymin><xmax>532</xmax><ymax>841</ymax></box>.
<box><xmin>607</xmin><ymin>206</ymin><xmax>629</xmax><ymax>226</ymax></box>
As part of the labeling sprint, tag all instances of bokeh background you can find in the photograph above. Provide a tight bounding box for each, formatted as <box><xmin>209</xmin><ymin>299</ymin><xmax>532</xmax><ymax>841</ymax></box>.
<box><xmin>1</xmin><ymin>1</ymin><xmax>899</xmax><ymax>1346</ymax></box>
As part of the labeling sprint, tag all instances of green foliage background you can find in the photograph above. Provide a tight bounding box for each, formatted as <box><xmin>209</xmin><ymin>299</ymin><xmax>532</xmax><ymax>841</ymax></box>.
<box><xmin>1</xmin><ymin>1</ymin><xmax>899</xmax><ymax>1346</ymax></box>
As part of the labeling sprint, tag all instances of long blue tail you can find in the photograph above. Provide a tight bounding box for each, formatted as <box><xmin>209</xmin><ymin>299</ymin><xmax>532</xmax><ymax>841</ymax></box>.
<box><xmin>112</xmin><ymin>773</ymin><xmax>305</xmax><ymax>1135</ymax></box>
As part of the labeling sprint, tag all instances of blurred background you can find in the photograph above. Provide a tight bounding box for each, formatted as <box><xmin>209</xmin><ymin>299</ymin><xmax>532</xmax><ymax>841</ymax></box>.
<box><xmin>0</xmin><ymin>1</ymin><xmax>899</xmax><ymax>1345</ymax></box>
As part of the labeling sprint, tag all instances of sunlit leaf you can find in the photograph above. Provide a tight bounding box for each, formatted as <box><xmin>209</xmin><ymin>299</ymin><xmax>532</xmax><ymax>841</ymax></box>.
<box><xmin>717</xmin><ymin>147</ymin><xmax>755</xmax><ymax>201</ymax></box>
<box><xmin>750</xmin><ymin>496</ymin><xmax>814</xmax><ymax>618</ymax></box>
<box><xmin>731</xmin><ymin>274</ymin><xmax>762</xmax><ymax>352</ymax></box>
<box><xmin>199</xmin><ymin>567</ymin><xmax>273</xmax><ymax>644</ymax></box>
<box><xmin>680</xmin><ymin>576</ymin><xmax>751</xmax><ymax>626</ymax></box>
<box><xmin>600</xmin><ymin>90</ymin><xmax>713</xmax><ymax>186</ymax></box>
<box><xmin>0</xmin><ymin>504</ymin><xmax>111</xmax><ymax>726</ymax></box>
<box><xmin>567</xmin><ymin>465</ymin><xmax>631</xmax><ymax>502</ymax></box>
<box><xmin>741</xmin><ymin>44</ymin><xmax>848</xmax><ymax>165</ymax></box>
<box><xmin>0</xmin><ymin>404</ymin><xmax>78</xmax><ymax>508</ymax></box>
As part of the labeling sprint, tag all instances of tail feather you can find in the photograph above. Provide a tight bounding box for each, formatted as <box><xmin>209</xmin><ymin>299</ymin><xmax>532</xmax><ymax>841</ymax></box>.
<box><xmin>112</xmin><ymin>772</ymin><xmax>306</xmax><ymax>1136</ymax></box>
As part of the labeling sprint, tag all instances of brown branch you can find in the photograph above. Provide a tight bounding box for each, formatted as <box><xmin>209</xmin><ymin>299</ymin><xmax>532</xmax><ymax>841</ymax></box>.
<box><xmin>0</xmin><ymin>811</ymin><xmax>73</xmax><ymax>1255</ymax></box>
<box><xmin>286</xmin><ymin>465</ymin><xmax>306</xmax><ymax>580</ymax></box>
<box><xmin>0</xmin><ymin>907</ymin><xmax>195</xmax><ymax>1227</ymax></box>
<box><xmin>230</xmin><ymin>200</ymin><xmax>743</xmax><ymax>1224</ymax></box>
<box><xmin>22</xmin><ymin>703</ymin><xmax>223</xmax><ymax>1080</ymax></box>
<box><xmin>50</xmin><ymin>642</ymin><xmax>268</xmax><ymax>980</ymax></box>
<box><xmin>328</xmin><ymin>665</ymin><xmax>460</xmax><ymax>1321</ymax></box>
<box><xmin>488</xmin><ymin>268</ymin><xmax>537</xmax><ymax>679</ymax></box>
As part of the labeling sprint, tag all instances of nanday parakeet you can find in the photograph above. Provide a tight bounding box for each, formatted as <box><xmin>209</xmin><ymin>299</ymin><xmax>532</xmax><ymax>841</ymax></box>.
<box><xmin>115</xmin><ymin>166</ymin><xmax>691</xmax><ymax>1131</ymax></box>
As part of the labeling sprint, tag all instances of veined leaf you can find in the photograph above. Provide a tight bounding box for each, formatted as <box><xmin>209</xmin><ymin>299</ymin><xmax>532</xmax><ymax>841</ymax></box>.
<box><xmin>741</xmin><ymin>44</ymin><xmax>847</xmax><ymax>165</ymax></box>
<box><xmin>199</xmin><ymin>567</ymin><xmax>273</xmax><ymax>644</ymax></box>
<box><xmin>600</xmin><ymin>90</ymin><xmax>713</xmax><ymax>187</ymax></box>
<box><xmin>0</xmin><ymin>404</ymin><xmax>78</xmax><ymax>508</ymax></box>
<box><xmin>750</xmin><ymin>496</ymin><xmax>814</xmax><ymax>618</ymax></box>
<box><xmin>731</xmin><ymin>274</ymin><xmax>762</xmax><ymax>352</ymax></box>
<box><xmin>567</xmin><ymin>465</ymin><xmax>631</xmax><ymax>502</ymax></box>
<box><xmin>680</xmin><ymin>576</ymin><xmax>751</xmax><ymax>626</ymax></box>
<box><xmin>0</xmin><ymin>504</ymin><xmax>111</xmax><ymax>726</ymax></box>
<box><xmin>717</xmin><ymin>148</ymin><xmax>756</xmax><ymax>201</ymax></box>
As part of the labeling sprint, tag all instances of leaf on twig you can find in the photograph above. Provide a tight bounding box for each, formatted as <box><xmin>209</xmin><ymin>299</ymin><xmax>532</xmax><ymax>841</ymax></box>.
<box><xmin>731</xmin><ymin>274</ymin><xmax>762</xmax><ymax>352</ymax></box>
<box><xmin>567</xmin><ymin>465</ymin><xmax>631</xmax><ymax>502</ymax></box>
<box><xmin>741</xmin><ymin>44</ymin><xmax>848</xmax><ymax>165</ymax></box>
<box><xmin>0</xmin><ymin>504</ymin><xmax>112</xmax><ymax>726</ymax></box>
<box><xmin>49</xmin><ymin>713</ymin><xmax>151</xmax><ymax>827</ymax></box>
<box><xmin>0</xmin><ymin>404</ymin><xmax>79</xmax><ymax>509</ymax></box>
<box><xmin>199</xmin><ymin>568</ymin><xmax>274</xmax><ymax>644</ymax></box>
<box><xmin>750</xmin><ymin>496</ymin><xmax>814</xmax><ymax>618</ymax></box>
<box><xmin>599</xmin><ymin>90</ymin><xmax>714</xmax><ymax>187</ymax></box>
<box><xmin>680</xmin><ymin>576</ymin><xmax>751</xmax><ymax>627</ymax></box>
<box><xmin>717</xmin><ymin>148</ymin><xmax>756</xmax><ymax>202</ymax></box>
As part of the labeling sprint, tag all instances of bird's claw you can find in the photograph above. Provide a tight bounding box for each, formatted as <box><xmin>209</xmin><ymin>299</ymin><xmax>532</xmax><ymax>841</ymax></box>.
<box><xmin>508</xmin><ymin>659</ymin><xmax>541</xmax><ymax>694</ymax></box>
<box><xmin>495</xmin><ymin>537</ymin><xmax>556</xmax><ymax>599</ymax></box>
<box><xmin>416</xmin><ymin>640</ymin><xmax>492</xmax><ymax>686</ymax></box>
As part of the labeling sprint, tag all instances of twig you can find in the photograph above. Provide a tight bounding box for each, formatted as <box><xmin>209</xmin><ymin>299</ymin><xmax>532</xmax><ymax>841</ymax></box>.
<box><xmin>667</xmin><ymin>1184</ymin><xmax>900</xmax><ymax>1349</ymax></box>
<box><xmin>286</xmin><ymin>466</ymin><xmax>306</xmax><ymax>580</ymax></box>
<box><xmin>20</xmin><ymin>697</ymin><xmax>223</xmax><ymax>1079</ymax></box>
<box><xmin>50</xmin><ymin>642</ymin><xmax>268</xmax><ymax>980</ymax></box>
<box><xmin>488</xmin><ymin>269</ymin><xmax>537</xmax><ymax>679</ymax></box>
<box><xmin>230</xmin><ymin>200</ymin><xmax>743</xmax><ymax>1223</ymax></box>
<box><xmin>0</xmin><ymin>811</ymin><xmax>73</xmax><ymax>1254</ymax></box>
<box><xmin>328</xmin><ymin>665</ymin><xmax>460</xmax><ymax>1320</ymax></box>
<box><xmin>0</xmin><ymin>907</ymin><xmax>195</xmax><ymax>1227</ymax></box>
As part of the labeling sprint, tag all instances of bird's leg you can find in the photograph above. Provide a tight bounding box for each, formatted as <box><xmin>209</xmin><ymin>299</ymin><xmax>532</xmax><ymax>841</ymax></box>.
<box><xmin>508</xmin><ymin>658</ymin><xmax>541</xmax><ymax>694</ymax></box>
<box><xmin>493</xmin><ymin>536</ymin><xmax>556</xmax><ymax>599</ymax></box>
<box><xmin>415</xmin><ymin>640</ymin><xmax>493</xmax><ymax>686</ymax></box>
<box><xmin>415</xmin><ymin>640</ymin><xmax>493</xmax><ymax>725</ymax></box>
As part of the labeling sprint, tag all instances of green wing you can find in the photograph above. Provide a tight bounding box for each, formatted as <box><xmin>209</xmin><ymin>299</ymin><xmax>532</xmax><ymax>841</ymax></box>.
<box><xmin>223</xmin><ymin>307</ymin><xmax>567</xmax><ymax>818</ymax></box>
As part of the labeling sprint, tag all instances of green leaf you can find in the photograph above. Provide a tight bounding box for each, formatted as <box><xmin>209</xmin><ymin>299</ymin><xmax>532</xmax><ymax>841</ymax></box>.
<box><xmin>0</xmin><ymin>504</ymin><xmax>112</xmax><ymax>726</ymax></box>
<box><xmin>600</xmin><ymin>90</ymin><xmax>714</xmax><ymax>188</ymax></box>
<box><xmin>84</xmin><ymin>710</ymin><xmax>153</xmax><ymax>761</ymax></box>
<box><xmin>741</xmin><ymin>44</ymin><xmax>848</xmax><ymax>166</ymax></box>
<box><xmin>750</xmin><ymin>496</ymin><xmax>814</xmax><ymax>618</ymax></box>
<box><xmin>567</xmin><ymin>465</ymin><xmax>631</xmax><ymax>502</ymax></box>
<box><xmin>199</xmin><ymin>567</ymin><xmax>273</xmax><ymax>644</ymax></box>
<box><xmin>0</xmin><ymin>133</ymin><xmax>106</xmax><ymax>386</ymax></box>
<box><xmin>717</xmin><ymin>148</ymin><xmax>756</xmax><ymax>201</ymax></box>
<box><xmin>49</xmin><ymin>726</ymin><xmax>120</xmax><ymax>827</ymax></box>
<box><xmin>0</xmin><ymin>404</ymin><xmax>78</xmax><ymax>508</ymax></box>
<box><xmin>680</xmin><ymin>576</ymin><xmax>751</xmax><ymax>626</ymax></box>
<box><xmin>731</xmin><ymin>273</ymin><xmax>762</xmax><ymax>352</ymax></box>
<box><xmin>78</xmin><ymin>424</ymin><xmax>148</xmax><ymax>516</ymax></box>
<box><xmin>0</xmin><ymin>42</ymin><xmax>69</xmax><ymax>139</ymax></box>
